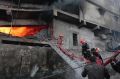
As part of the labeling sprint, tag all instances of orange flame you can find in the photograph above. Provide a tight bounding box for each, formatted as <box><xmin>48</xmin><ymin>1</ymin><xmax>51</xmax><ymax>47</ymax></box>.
<box><xmin>0</xmin><ymin>25</ymin><xmax>48</xmax><ymax>37</ymax></box>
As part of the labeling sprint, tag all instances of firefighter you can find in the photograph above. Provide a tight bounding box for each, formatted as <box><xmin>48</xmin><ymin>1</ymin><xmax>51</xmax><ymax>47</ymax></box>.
<box><xmin>81</xmin><ymin>56</ymin><xmax>110</xmax><ymax>79</ymax></box>
<box><xmin>111</xmin><ymin>59</ymin><xmax>120</xmax><ymax>73</ymax></box>
<box><xmin>91</xmin><ymin>48</ymin><xmax>103</xmax><ymax>64</ymax></box>
<box><xmin>80</xmin><ymin>39</ymin><xmax>91</xmax><ymax>59</ymax></box>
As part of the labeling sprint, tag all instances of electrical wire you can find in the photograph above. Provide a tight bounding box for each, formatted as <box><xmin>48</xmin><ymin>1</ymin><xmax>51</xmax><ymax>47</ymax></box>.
<box><xmin>9</xmin><ymin>0</ymin><xmax>14</xmax><ymax>36</ymax></box>
<box><xmin>9</xmin><ymin>0</ymin><xmax>21</xmax><ymax>37</ymax></box>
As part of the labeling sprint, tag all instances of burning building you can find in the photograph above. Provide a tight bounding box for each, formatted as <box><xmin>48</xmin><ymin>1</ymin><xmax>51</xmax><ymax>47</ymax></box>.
<box><xmin>0</xmin><ymin>0</ymin><xmax>119</xmax><ymax>79</ymax></box>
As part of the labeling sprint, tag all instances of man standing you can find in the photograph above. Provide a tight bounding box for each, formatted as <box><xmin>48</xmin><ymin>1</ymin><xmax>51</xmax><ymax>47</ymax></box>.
<box><xmin>80</xmin><ymin>39</ymin><xmax>91</xmax><ymax>59</ymax></box>
<box><xmin>81</xmin><ymin>56</ymin><xmax>110</xmax><ymax>79</ymax></box>
<box><xmin>91</xmin><ymin>48</ymin><xmax>103</xmax><ymax>64</ymax></box>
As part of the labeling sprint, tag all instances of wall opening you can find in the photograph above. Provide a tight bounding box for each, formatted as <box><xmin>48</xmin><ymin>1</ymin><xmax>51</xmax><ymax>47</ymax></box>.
<box><xmin>72</xmin><ymin>33</ymin><xmax>78</xmax><ymax>46</ymax></box>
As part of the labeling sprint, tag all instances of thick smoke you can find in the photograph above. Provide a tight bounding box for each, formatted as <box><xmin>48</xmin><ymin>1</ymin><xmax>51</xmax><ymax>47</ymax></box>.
<box><xmin>0</xmin><ymin>0</ymin><xmax>86</xmax><ymax>15</ymax></box>
<box><xmin>54</xmin><ymin>0</ymin><xmax>85</xmax><ymax>15</ymax></box>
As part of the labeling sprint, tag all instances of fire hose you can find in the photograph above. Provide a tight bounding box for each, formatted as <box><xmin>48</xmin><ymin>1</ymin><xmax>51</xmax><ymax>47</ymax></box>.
<box><xmin>57</xmin><ymin>35</ymin><xmax>120</xmax><ymax>66</ymax></box>
<box><xmin>103</xmin><ymin>50</ymin><xmax>120</xmax><ymax>66</ymax></box>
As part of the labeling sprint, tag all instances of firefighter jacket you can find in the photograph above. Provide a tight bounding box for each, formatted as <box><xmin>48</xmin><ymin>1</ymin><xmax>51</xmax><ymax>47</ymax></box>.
<box><xmin>81</xmin><ymin>62</ymin><xmax>110</xmax><ymax>79</ymax></box>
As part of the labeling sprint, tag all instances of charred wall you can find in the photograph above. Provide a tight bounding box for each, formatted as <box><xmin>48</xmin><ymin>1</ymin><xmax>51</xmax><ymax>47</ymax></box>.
<box><xmin>0</xmin><ymin>42</ymin><xmax>66</xmax><ymax>79</ymax></box>
<box><xmin>0</xmin><ymin>44</ymin><xmax>47</xmax><ymax>78</ymax></box>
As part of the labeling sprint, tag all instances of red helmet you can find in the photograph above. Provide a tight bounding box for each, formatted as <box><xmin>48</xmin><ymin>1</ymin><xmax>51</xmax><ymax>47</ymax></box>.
<box><xmin>80</xmin><ymin>38</ymin><xmax>86</xmax><ymax>45</ymax></box>
<box><xmin>96</xmin><ymin>48</ymin><xmax>100</xmax><ymax>52</ymax></box>
<box><xmin>59</xmin><ymin>33</ymin><xmax>64</xmax><ymax>37</ymax></box>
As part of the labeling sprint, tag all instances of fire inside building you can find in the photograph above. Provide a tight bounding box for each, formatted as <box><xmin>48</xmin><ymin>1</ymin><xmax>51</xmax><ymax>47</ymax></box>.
<box><xmin>0</xmin><ymin>0</ymin><xmax>120</xmax><ymax>79</ymax></box>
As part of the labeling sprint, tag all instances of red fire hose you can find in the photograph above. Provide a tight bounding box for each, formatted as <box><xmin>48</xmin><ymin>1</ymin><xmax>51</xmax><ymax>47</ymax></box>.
<box><xmin>57</xmin><ymin>35</ymin><xmax>120</xmax><ymax>66</ymax></box>
<box><xmin>103</xmin><ymin>50</ymin><xmax>120</xmax><ymax>66</ymax></box>
<box><xmin>57</xmin><ymin>35</ymin><xmax>84</xmax><ymax>60</ymax></box>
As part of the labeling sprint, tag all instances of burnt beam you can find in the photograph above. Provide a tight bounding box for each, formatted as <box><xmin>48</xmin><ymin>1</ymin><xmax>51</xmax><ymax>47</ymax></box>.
<box><xmin>1</xmin><ymin>39</ymin><xmax>50</xmax><ymax>47</ymax></box>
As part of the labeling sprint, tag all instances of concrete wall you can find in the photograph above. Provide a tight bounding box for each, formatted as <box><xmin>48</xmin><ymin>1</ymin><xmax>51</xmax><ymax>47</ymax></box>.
<box><xmin>53</xmin><ymin>19</ymin><xmax>106</xmax><ymax>50</ymax></box>
<box><xmin>53</xmin><ymin>19</ymin><xmax>70</xmax><ymax>49</ymax></box>
<box><xmin>89</xmin><ymin>0</ymin><xmax>120</xmax><ymax>15</ymax></box>
<box><xmin>80</xmin><ymin>0</ymin><xmax>120</xmax><ymax>32</ymax></box>
<box><xmin>0</xmin><ymin>43</ymin><xmax>48</xmax><ymax>78</ymax></box>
